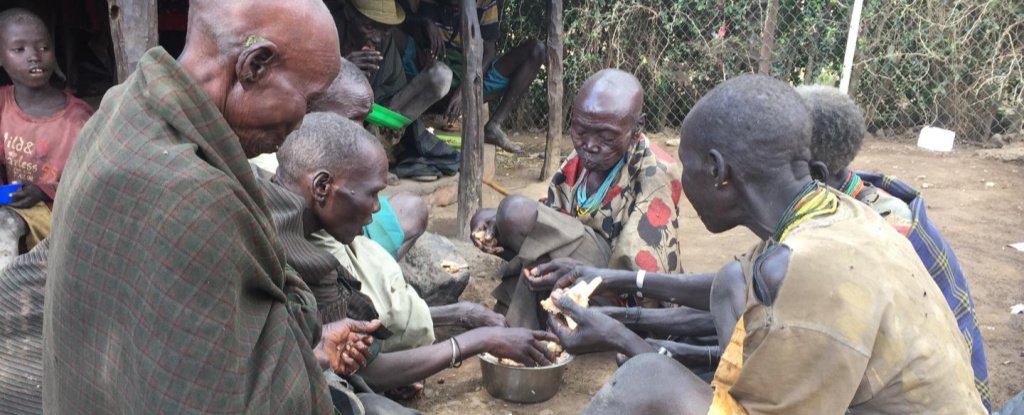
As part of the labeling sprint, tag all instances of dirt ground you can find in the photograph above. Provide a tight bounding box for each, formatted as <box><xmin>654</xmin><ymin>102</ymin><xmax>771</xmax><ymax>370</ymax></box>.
<box><xmin>410</xmin><ymin>131</ymin><xmax>1024</xmax><ymax>414</ymax></box>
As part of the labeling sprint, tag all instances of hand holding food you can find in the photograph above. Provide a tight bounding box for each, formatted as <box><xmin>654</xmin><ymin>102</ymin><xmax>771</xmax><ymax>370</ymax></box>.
<box><xmin>478</xmin><ymin>327</ymin><xmax>558</xmax><ymax>367</ymax></box>
<box><xmin>471</xmin><ymin>223</ymin><xmax>503</xmax><ymax>254</ymax></box>
<box><xmin>540</xmin><ymin>277</ymin><xmax>603</xmax><ymax>330</ymax></box>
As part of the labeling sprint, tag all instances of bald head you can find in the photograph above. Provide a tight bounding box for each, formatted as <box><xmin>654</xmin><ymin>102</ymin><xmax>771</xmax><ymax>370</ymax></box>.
<box><xmin>681</xmin><ymin>74</ymin><xmax>812</xmax><ymax>179</ymax></box>
<box><xmin>310</xmin><ymin>58</ymin><xmax>374</xmax><ymax>123</ymax></box>
<box><xmin>574</xmin><ymin>69</ymin><xmax>644</xmax><ymax>126</ymax></box>
<box><xmin>276</xmin><ymin>112</ymin><xmax>384</xmax><ymax>187</ymax></box>
<box><xmin>180</xmin><ymin>0</ymin><xmax>341</xmax><ymax>157</ymax></box>
<box><xmin>569</xmin><ymin>69</ymin><xmax>645</xmax><ymax>172</ymax></box>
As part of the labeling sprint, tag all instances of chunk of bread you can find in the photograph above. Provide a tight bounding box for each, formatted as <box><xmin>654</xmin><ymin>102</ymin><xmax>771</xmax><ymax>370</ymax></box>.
<box><xmin>540</xmin><ymin>277</ymin><xmax>603</xmax><ymax>330</ymax></box>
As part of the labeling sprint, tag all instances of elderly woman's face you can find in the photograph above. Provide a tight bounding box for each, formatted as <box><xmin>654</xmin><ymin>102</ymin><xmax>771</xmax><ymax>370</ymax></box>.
<box><xmin>569</xmin><ymin>107</ymin><xmax>636</xmax><ymax>172</ymax></box>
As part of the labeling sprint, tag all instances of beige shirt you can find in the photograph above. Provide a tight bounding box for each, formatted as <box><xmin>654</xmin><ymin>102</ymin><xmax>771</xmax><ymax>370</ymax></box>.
<box><xmin>310</xmin><ymin>232</ymin><xmax>435</xmax><ymax>353</ymax></box>
<box><xmin>726</xmin><ymin>192</ymin><xmax>984</xmax><ymax>414</ymax></box>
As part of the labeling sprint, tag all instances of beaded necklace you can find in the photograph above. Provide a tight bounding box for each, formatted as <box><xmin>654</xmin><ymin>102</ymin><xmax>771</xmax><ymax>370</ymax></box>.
<box><xmin>772</xmin><ymin>181</ymin><xmax>839</xmax><ymax>243</ymax></box>
<box><xmin>575</xmin><ymin>157</ymin><xmax>626</xmax><ymax>216</ymax></box>
<box><xmin>839</xmin><ymin>171</ymin><xmax>864</xmax><ymax>198</ymax></box>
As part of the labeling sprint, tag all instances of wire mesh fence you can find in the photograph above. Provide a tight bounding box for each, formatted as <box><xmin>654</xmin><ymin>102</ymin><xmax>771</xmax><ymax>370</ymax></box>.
<box><xmin>497</xmin><ymin>0</ymin><xmax>1023</xmax><ymax>144</ymax></box>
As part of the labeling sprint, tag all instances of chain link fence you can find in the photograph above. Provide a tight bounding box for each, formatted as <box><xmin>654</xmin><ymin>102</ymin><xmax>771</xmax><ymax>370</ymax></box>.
<box><xmin>496</xmin><ymin>0</ymin><xmax>1023</xmax><ymax>144</ymax></box>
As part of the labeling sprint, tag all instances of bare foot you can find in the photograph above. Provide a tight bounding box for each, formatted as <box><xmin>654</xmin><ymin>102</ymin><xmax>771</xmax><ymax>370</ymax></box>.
<box><xmin>484</xmin><ymin>123</ymin><xmax>525</xmax><ymax>154</ymax></box>
<box><xmin>383</xmin><ymin>381</ymin><xmax>425</xmax><ymax>401</ymax></box>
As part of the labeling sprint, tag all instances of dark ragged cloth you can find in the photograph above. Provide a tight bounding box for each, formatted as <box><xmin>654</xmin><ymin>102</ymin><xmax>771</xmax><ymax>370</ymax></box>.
<box><xmin>858</xmin><ymin>172</ymin><xmax>990</xmax><ymax>411</ymax></box>
<box><xmin>42</xmin><ymin>48</ymin><xmax>334</xmax><ymax>414</ymax></box>
<box><xmin>0</xmin><ymin>169</ymin><xmax>390</xmax><ymax>415</ymax></box>
<box><xmin>256</xmin><ymin>166</ymin><xmax>388</xmax><ymax>332</ymax></box>
<box><xmin>0</xmin><ymin>239</ymin><xmax>48</xmax><ymax>415</ymax></box>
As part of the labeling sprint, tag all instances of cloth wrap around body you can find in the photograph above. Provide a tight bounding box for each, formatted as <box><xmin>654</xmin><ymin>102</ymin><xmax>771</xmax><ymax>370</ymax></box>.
<box><xmin>41</xmin><ymin>48</ymin><xmax>335</xmax><ymax>414</ymax></box>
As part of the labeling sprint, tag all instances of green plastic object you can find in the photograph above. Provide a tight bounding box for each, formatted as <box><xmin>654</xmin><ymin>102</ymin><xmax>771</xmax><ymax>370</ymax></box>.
<box><xmin>366</xmin><ymin>103</ymin><xmax>412</xmax><ymax>130</ymax></box>
<box><xmin>435</xmin><ymin>133</ymin><xmax>461</xmax><ymax>149</ymax></box>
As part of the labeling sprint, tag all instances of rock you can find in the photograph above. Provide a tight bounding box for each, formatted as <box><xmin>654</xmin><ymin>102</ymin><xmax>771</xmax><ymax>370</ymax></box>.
<box><xmin>984</xmin><ymin>181</ymin><xmax>996</xmax><ymax>188</ymax></box>
<box><xmin>977</xmin><ymin>143</ymin><xmax>1024</xmax><ymax>164</ymax></box>
<box><xmin>665</xmin><ymin>138</ymin><xmax>680</xmax><ymax>147</ymax></box>
<box><xmin>431</xmin><ymin>184</ymin><xmax>458</xmax><ymax>207</ymax></box>
<box><xmin>400</xmin><ymin>232</ymin><xmax>471</xmax><ymax>306</ymax></box>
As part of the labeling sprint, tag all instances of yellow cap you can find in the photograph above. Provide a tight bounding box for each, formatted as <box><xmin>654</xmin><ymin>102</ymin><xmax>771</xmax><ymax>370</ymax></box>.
<box><xmin>351</xmin><ymin>0</ymin><xmax>406</xmax><ymax>25</ymax></box>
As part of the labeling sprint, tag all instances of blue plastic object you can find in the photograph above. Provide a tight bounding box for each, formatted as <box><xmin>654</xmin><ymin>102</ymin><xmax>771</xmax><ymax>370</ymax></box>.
<box><xmin>0</xmin><ymin>183</ymin><xmax>23</xmax><ymax>205</ymax></box>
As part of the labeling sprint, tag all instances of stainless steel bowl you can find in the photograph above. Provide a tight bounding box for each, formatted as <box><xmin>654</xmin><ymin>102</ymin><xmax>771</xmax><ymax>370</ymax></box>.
<box><xmin>478</xmin><ymin>353</ymin><xmax>574</xmax><ymax>403</ymax></box>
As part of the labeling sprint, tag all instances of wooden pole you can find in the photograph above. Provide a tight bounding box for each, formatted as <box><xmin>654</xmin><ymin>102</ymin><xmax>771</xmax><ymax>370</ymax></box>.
<box><xmin>839</xmin><ymin>0</ymin><xmax>865</xmax><ymax>94</ymax></box>
<box><xmin>107</xmin><ymin>0</ymin><xmax>158</xmax><ymax>83</ymax></box>
<box><xmin>757</xmin><ymin>0</ymin><xmax>779</xmax><ymax>75</ymax></box>
<box><xmin>539</xmin><ymin>0</ymin><xmax>564</xmax><ymax>181</ymax></box>
<box><xmin>456</xmin><ymin>0</ymin><xmax>485</xmax><ymax>241</ymax></box>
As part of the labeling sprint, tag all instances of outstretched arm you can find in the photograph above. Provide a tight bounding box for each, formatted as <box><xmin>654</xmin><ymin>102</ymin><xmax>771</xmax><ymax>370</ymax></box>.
<box><xmin>430</xmin><ymin>301</ymin><xmax>507</xmax><ymax>328</ymax></box>
<box><xmin>526</xmin><ymin>259</ymin><xmax>715</xmax><ymax>310</ymax></box>
<box><xmin>595</xmin><ymin>306</ymin><xmax>716</xmax><ymax>338</ymax></box>
<box><xmin>357</xmin><ymin>327</ymin><xmax>555</xmax><ymax>391</ymax></box>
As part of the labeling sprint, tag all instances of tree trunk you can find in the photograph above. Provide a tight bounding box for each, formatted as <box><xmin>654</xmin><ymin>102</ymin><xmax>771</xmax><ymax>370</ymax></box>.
<box><xmin>758</xmin><ymin>0</ymin><xmax>779</xmax><ymax>75</ymax></box>
<box><xmin>540</xmin><ymin>0</ymin><xmax>564</xmax><ymax>181</ymax></box>
<box><xmin>107</xmin><ymin>0</ymin><xmax>158</xmax><ymax>83</ymax></box>
<box><xmin>456</xmin><ymin>0</ymin><xmax>485</xmax><ymax>241</ymax></box>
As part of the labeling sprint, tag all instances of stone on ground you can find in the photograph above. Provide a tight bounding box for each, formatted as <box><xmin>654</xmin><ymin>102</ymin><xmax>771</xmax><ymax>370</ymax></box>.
<box><xmin>400</xmin><ymin>232</ymin><xmax>472</xmax><ymax>305</ymax></box>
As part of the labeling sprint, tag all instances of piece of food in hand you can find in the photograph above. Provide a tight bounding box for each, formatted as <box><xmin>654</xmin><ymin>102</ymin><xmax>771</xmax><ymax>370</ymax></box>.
<box><xmin>472</xmin><ymin>229</ymin><xmax>491</xmax><ymax>243</ymax></box>
<box><xmin>482</xmin><ymin>342</ymin><xmax>570</xmax><ymax>368</ymax></box>
<box><xmin>545</xmin><ymin>340</ymin><xmax>564</xmax><ymax>356</ymax></box>
<box><xmin>540</xmin><ymin>277</ymin><xmax>603</xmax><ymax>330</ymax></box>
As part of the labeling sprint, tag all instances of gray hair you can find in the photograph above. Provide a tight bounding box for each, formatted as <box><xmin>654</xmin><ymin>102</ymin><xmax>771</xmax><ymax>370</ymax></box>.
<box><xmin>796</xmin><ymin>85</ymin><xmax>866</xmax><ymax>174</ymax></box>
<box><xmin>275</xmin><ymin>112</ymin><xmax>383</xmax><ymax>185</ymax></box>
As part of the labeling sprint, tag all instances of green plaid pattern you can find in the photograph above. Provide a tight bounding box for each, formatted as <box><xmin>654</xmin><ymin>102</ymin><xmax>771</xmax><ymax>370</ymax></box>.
<box><xmin>42</xmin><ymin>48</ymin><xmax>334</xmax><ymax>414</ymax></box>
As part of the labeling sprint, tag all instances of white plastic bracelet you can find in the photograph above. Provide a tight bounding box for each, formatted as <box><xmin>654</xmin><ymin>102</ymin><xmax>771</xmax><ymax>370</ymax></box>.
<box><xmin>636</xmin><ymin>270</ymin><xmax>646</xmax><ymax>298</ymax></box>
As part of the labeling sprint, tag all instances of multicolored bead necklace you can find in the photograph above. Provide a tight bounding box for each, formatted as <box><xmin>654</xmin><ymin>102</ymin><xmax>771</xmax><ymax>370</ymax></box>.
<box><xmin>772</xmin><ymin>180</ymin><xmax>839</xmax><ymax>243</ymax></box>
<box><xmin>839</xmin><ymin>171</ymin><xmax>864</xmax><ymax>198</ymax></box>
<box><xmin>575</xmin><ymin>157</ymin><xmax>626</xmax><ymax>216</ymax></box>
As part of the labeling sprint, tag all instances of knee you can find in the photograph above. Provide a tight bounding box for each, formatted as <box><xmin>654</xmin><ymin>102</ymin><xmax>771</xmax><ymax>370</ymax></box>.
<box><xmin>0</xmin><ymin>207</ymin><xmax>26</xmax><ymax>237</ymax></box>
<box><xmin>388</xmin><ymin>192</ymin><xmax>429</xmax><ymax>239</ymax></box>
<box><xmin>424</xmin><ymin>62</ymin><xmax>453</xmax><ymax>100</ymax></box>
<box><xmin>526</xmin><ymin>40</ymin><xmax>546</xmax><ymax>63</ymax></box>
<box><xmin>584</xmin><ymin>353</ymin><xmax>695</xmax><ymax>415</ymax></box>
<box><xmin>494</xmin><ymin>195</ymin><xmax>538</xmax><ymax>234</ymax></box>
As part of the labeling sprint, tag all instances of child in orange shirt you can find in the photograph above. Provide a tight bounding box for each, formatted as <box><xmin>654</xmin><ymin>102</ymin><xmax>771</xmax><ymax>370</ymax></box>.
<box><xmin>0</xmin><ymin>9</ymin><xmax>93</xmax><ymax>261</ymax></box>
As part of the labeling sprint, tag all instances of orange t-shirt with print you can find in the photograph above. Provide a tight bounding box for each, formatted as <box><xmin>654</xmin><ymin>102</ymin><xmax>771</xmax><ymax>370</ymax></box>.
<box><xmin>0</xmin><ymin>85</ymin><xmax>94</xmax><ymax>205</ymax></box>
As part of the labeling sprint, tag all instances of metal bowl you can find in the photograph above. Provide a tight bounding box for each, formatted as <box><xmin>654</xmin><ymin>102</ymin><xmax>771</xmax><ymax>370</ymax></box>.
<box><xmin>478</xmin><ymin>353</ymin><xmax>574</xmax><ymax>404</ymax></box>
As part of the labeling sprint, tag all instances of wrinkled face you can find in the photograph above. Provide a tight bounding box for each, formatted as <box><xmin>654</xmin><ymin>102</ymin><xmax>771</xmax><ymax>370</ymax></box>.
<box><xmin>318</xmin><ymin>145</ymin><xmax>388</xmax><ymax>244</ymax></box>
<box><xmin>0</xmin><ymin>21</ymin><xmax>55</xmax><ymax>89</ymax></box>
<box><xmin>569</xmin><ymin>106</ymin><xmax>636</xmax><ymax>172</ymax></box>
<box><xmin>346</xmin><ymin>7</ymin><xmax>392</xmax><ymax>48</ymax></box>
<box><xmin>225</xmin><ymin>42</ymin><xmax>340</xmax><ymax>158</ymax></box>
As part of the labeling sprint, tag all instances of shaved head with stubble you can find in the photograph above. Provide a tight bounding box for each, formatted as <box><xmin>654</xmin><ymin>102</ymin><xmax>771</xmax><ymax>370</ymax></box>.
<box><xmin>179</xmin><ymin>0</ymin><xmax>341</xmax><ymax>157</ymax></box>
<box><xmin>570</xmin><ymin>69</ymin><xmax>645</xmax><ymax>172</ymax></box>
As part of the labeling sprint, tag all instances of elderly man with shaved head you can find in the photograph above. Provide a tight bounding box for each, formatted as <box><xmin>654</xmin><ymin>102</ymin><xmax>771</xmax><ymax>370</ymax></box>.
<box><xmin>40</xmin><ymin>0</ymin><xmax>377</xmax><ymax>413</ymax></box>
<box><xmin>546</xmin><ymin>74</ymin><xmax>985</xmax><ymax>414</ymax></box>
<box><xmin>472</xmin><ymin>69</ymin><xmax>684</xmax><ymax>329</ymax></box>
